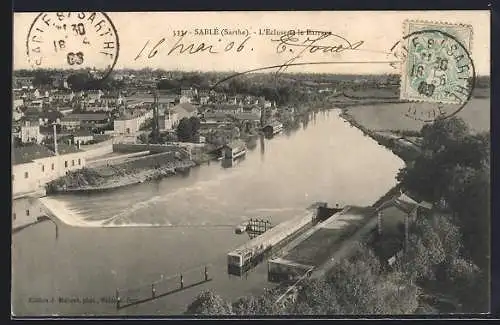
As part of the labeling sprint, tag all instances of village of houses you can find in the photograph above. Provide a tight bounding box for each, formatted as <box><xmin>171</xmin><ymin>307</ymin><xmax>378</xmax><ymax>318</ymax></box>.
<box><xmin>11</xmin><ymin>71</ymin><xmax>286</xmax><ymax>231</ymax></box>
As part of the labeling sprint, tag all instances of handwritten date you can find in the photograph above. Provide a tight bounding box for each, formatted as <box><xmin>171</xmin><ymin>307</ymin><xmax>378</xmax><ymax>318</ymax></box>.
<box><xmin>135</xmin><ymin>35</ymin><xmax>251</xmax><ymax>60</ymax></box>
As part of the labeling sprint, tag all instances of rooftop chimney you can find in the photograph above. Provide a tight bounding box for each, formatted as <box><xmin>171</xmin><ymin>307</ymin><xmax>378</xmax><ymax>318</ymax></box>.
<box><xmin>53</xmin><ymin>124</ymin><xmax>58</xmax><ymax>155</ymax></box>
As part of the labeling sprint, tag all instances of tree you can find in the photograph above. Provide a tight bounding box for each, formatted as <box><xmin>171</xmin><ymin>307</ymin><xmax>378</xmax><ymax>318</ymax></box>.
<box><xmin>398</xmin><ymin>117</ymin><xmax>489</xmax><ymax>205</ymax></box>
<box><xmin>325</xmin><ymin>246</ymin><xmax>399</xmax><ymax>314</ymax></box>
<box><xmin>232</xmin><ymin>290</ymin><xmax>286</xmax><ymax>315</ymax></box>
<box><xmin>452</xmin><ymin>165</ymin><xmax>490</xmax><ymax>269</ymax></box>
<box><xmin>290</xmin><ymin>278</ymin><xmax>342</xmax><ymax>315</ymax></box>
<box><xmin>176</xmin><ymin>117</ymin><xmax>201</xmax><ymax>142</ymax></box>
<box><xmin>348</xmin><ymin>242</ymin><xmax>382</xmax><ymax>275</ymax></box>
<box><xmin>377</xmin><ymin>271</ymin><xmax>420</xmax><ymax>315</ymax></box>
<box><xmin>185</xmin><ymin>290</ymin><xmax>233</xmax><ymax>315</ymax></box>
<box><xmin>176</xmin><ymin>118</ymin><xmax>193</xmax><ymax>142</ymax></box>
<box><xmin>420</xmin><ymin>117</ymin><xmax>469</xmax><ymax>153</ymax></box>
<box><xmin>67</xmin><ymin>73</ymin><xmax>91</xmax><ymax>91</ymax></box>
<box><xmin>232</xmin><ymin>295</ymin><xmax>263</xmax><ymax>315</ymax></box>
<box><xmin>445</xmin><ymin>165</ymin><xmax>480</xmax><ymax>209</ymax></box>
<box><xmin>32</xmin><ymin>70</ymin><xmax>53</xmax><ymax>87</ymax></box>
<box><xmin>157</xmin><ymin>79</ymin><xmax>181</xmax><ymax>90</ymax></box>
<box><xmin>322</xmin><ymin>247</ymin><xmax>420</xmax><ymax>315</ymax></box>
<box><xmin>428</xmin><ymin>214</ymin><xmax>462</xmax><ymax>264</ymax></box>
<box><xmin>137</xmin><ymin>133</ymin><xmax>149</xmax><ymax>144</ymax></box>
<box><xmin>189</xmin><ymin>116</ymin><xmax>201</xmax><ymax>137</ymax></box>
<box><xmin>398</xmin><ymin>218</ymin><xmax>446</xmax><ymax>282</ymax></box>
<box><xmin>397</xmin><ymin>151</ymin><xmax>449</xmax><ymax>202</ymax></box>
<box><xmin>444</xmin><ymin>258</ymin><xmax>488</xmax><ymax>312</ymax></box>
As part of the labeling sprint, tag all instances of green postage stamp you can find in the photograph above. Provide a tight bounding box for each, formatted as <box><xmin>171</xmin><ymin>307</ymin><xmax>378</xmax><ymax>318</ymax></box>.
<box><xmin>400</xmin><ymin>20</ymin><xmax>475</xmax><ymax>105</ymax></box>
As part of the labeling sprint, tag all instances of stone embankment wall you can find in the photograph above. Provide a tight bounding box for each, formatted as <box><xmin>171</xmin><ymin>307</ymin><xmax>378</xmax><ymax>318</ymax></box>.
<box><xmin>112</xmin><ymin>143</ymin><xmax>178</xmax><ymax>154</ymax></box>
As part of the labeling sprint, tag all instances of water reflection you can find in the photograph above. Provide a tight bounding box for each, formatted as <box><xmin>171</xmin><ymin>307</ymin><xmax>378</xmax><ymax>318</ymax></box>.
<box><xmin>221</xmin><ymin>158</ymin><xmax>233</xmax><ymax>169</ymax></box>
<box><xmin>221</xmin><ymin>155</ymin><xmax>246</xmax><ymax>169</ymax></box>
<box><xmin>301</xmin><ymin>114</ymin><xmax>310</xmax><ymax>130</ymax></box>
<box><xmin>12</xmin><ymin>197</ymin><xmax>59</xmax><ymax>240</ymax></box>
<box><xmin>177</xmin><ymin>168</ymin><xmax>192</xmax><ymax>177</ymax></box>
<box><xmin>246</xmin><ymin>136</ymin><xmax>258</xmax><ymax>150</ymax></box>
<box><xmin>259</xmin><ymin>135</ymin><xmax>265</xmax><ymax>159</ymax></box>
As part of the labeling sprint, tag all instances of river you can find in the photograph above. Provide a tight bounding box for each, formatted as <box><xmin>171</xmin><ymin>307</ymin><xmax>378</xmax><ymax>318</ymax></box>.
<box><xmin>11</xmin><ymin>109</ymin><xmax>404</xmax><ymax>316</ymax></box>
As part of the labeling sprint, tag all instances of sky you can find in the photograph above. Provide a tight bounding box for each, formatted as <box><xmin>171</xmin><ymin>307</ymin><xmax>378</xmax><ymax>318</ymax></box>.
<box><xmin>13</xmin><ymin>11</ymin><xmax>490</xmax><ymax>75</ymax></box>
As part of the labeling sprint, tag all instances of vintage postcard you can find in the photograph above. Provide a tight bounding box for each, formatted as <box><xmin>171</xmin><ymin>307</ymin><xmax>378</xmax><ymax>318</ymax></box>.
<box><xmin>11</xmin><ymin>11</ymin><xmax>490</xmax><ymax>317</ymax></box>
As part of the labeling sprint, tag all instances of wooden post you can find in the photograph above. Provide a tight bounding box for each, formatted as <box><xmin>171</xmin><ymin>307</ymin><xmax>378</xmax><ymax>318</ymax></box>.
<box><xmin>180</xmin><ymin>274</ymin><xmax>184</xmax><ymax>289</ymax></box>
<box><xmin>151</xmin><ymin>284</ymin><xmax>156</xmax><ymax>298</ymax></box>
<box><xmin>116</xmin><ymin>289</ymin><xmax>120</xmax><ymax>309</ymax></box>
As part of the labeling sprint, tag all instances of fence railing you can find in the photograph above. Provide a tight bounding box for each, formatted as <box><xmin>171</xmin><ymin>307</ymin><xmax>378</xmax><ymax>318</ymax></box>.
<box><xmin>115</xmin><ymin>264</ymin><xmax>212</xmax><ymax>309</ymax></box>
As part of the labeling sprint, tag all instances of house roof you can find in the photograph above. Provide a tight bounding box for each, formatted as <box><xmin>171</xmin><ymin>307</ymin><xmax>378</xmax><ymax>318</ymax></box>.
<box><xmin>12</xmin><ymin>144</ymin><xmax>55</xmax><ymax>165</ymax></box>
<box><xmin>101</xmin><ymin>91</ymin><xmax>122</xmax><ymax>98</ymax></box>
<box><xmin>265</xmin><ymin>120</ymin><xmax>283</xmax><ymax>128</ymax></box>
<box><xmin>61</xmin><ymin>113</ymin><xmax>108</xmax><ymax>121</ymax></box>
<box><xmin>116</xmin><ymin>109</ymin><xmax>149</xmax><ymax>121</ymax></box>
<box><xmin>235</xmin><ymin>113</ymin><xmax>260</xmax><ymax>121</ymax></box>
<box><xmin>172</xmin><ymin>103</ymin><xmax>196</xmax><ymax>114</ymax></box>
<box><xmin>53</xmin><ymin>90</ymin><xmax>74</xmax><ymax>96</ymax></box>
<box><xmin>73</xmin><ymin>129</ymin><xmax>93</xmax><ymax>137</ymax></box>
<box><xmin>46</xmin><ymin>143</ymin><xmax>82</xmax><ymax>155</ymax></box>
<box><xmin>23</xmin><ymin>107</ymin><xmax>42</xmax><ymax>116</ymax></box>
<box><xmin>86</xmin><ymin>90</ymin><xmax>103</xmax><ymax>94</ymax></box>
<box><xmin>40</xmin><ymin>110</ymin><xmax>64</xmax><ymax>121</ymax></box>
<box><xmin>39</xmin><ymin>126</ymin><xmax>71</xmax><ymax>136</ymax></box>
<box><xmin>56</xmin><ymin>106</ymin><xmax>73</xmax><ymax>112</ymax></box>
<box><xmin>204</xmin><ymin>112</ymin><xmax>231</xmax><ymax>119</ymax></box>
<box><xmin>215</xmin><ymin>104</ymin><xmax>241</xmax><ymax>111</ymax></box>
<box><xmin>224</xmin><ymin>140</ymin><xmax>246</xmax><ymax>150</ymax></box>
<box><xmin>377</xmin><ymin>192</ymin><xmax>420</xmax><ymax>214</ymax></box>
<box><xmin>242</xmin><ymin>105</ymin><xmax>261</xmax><ymax>111</ymax></box>
<box><xmin>115</xmin><ymin>111</ymin><xmax>134</xmax><ymax>121</ymax></box>
<box><xmin>39</xmin><ymin>125</ymin><xmax>55</xmax><ymax>135</ymax></box>
<box><xmin>20</xmin><ymin>116</ymin><xmax>40</xmax><ymax>124</ymax></box>
<box><xmin>418</xmin><ymin>201</ymin><xmax>433</xmax><ymax>210</ymax></box>
<box><xmin>125</xmin><ymin>96</ymin><xmax>176</xmax><ymax>104</ymax></box>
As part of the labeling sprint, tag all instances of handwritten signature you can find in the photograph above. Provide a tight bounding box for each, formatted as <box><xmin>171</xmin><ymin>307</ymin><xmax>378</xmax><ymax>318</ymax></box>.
<box><xmin>268</xmin><ymin>31</ymin><xmax>364</xmax><ymax>84</ymax></box>
<box><xmin>134</xmin><ymin>31</ymin><xmax>364</xmax><ymax>61</ymax></box>
<box><xmin>272</xmin><ymin>31</ymin><xmax>364</xmax><ymax>55</ymax></box>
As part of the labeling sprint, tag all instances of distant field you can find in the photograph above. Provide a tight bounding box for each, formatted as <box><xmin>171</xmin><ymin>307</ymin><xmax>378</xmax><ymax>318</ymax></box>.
<box><xmin>342</xmin><ymin>98</ymin><xmax>490</xmax><ymax>133</ymax></box>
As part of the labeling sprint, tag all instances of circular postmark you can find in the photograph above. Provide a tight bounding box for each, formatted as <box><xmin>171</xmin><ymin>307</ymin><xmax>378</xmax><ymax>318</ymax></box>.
<box><xmin>26</xmin><ymin>12</ymin><xmax>120</xmax><ymax>80</ymax></box>
<box><xmin>389</xmin><ymin>28</ymin><xmax>475</xmax><ymax>122</ymax></box>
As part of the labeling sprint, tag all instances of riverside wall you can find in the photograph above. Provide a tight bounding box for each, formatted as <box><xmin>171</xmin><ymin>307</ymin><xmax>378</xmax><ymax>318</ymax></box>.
<box><xmin>112</xmin><ymin>143</ymin><xmax>179</xmax><ymax>154</ymax></box>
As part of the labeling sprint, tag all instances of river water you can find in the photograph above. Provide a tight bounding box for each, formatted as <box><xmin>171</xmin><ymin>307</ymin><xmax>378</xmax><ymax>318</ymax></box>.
<box><xmin>11</xmin><ymin>109</ymin><xmax>404</xmax><ymax>316</ymax></box>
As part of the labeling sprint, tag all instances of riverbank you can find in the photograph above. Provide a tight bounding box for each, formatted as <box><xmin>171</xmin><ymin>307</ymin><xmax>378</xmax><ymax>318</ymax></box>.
<box><xmin>339</xmin><ymin>108</ymin><xmax>421</xmax><ymax>163</ymax></box>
